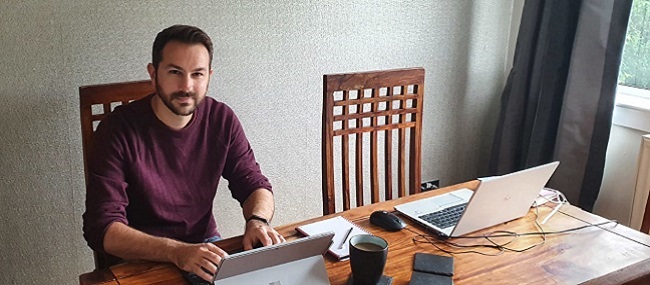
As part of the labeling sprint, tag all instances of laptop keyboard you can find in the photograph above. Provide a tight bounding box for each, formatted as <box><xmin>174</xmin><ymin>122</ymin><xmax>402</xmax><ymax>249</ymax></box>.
<box><xmin>181</xmin><ymin>271</ymin><xmax>214</xmax><ymax>285</ymax></box>
<box><xmin>418</xmin><ymin>203</ymin><xmax>467</xmax><ymax>229</ymax></box>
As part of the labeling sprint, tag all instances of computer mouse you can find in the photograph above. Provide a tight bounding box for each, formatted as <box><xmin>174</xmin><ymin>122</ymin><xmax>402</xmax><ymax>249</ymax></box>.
<box><xmin>370</xmin><ymin>210</ymin><xmax>407</xmax><ymax>231</ymax></box>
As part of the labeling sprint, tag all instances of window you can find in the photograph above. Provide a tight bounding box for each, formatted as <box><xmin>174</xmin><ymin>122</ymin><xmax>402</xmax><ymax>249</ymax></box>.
<box><xmin>613</xmin><ymin>0</ymin><xmax>650</xmax><ymax>131</ymax></box>
<box><xmin>619</xmin><ymin>0</ymin><xmax>650</xmax><ymax>98</ymax></box>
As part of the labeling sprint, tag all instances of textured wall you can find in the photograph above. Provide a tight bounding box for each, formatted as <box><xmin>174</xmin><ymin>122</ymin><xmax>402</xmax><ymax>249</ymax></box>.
<box><xmin>0</xmin><ymin>1</ymin><xmax>514</xmax><ymax>283</ymax></box>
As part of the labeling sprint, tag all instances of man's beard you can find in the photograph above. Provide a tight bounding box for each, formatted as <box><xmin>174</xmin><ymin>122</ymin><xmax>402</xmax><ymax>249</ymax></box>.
<box><xmin>155</xmin><ymin>81</ymin><xmax>204</xmax><ymax>116</ymax></box>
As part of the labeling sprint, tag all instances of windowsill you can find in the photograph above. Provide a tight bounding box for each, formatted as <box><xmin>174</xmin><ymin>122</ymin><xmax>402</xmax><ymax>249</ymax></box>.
<box><xmin>613</xmin><ymin>85</ymin><xmax>650</xmax><ymax>133</ymax></box>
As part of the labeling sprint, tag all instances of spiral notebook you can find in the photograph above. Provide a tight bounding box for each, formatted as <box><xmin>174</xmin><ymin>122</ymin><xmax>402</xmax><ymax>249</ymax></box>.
<box><xmin>296</xmin><ymin>216</ymin><xmax>369</xmax><ymax>260</ymax></box>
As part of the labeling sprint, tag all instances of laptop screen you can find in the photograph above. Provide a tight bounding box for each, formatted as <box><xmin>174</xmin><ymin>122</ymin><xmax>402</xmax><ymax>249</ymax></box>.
<box><xmin>214</xmin><ymin>231</ymin><xmax>334</xmax><ymax>282</ymax></box>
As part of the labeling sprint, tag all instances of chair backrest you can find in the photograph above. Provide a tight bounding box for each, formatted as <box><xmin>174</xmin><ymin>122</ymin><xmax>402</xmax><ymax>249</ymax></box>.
<box><xmin>322</xmin><ymin>68</ymin><xmax>425</xmax><ymax>215</ymax></box>
<box><xmin>79</xmin><ymin>80</ymin><xmax>154</xmax><ymax>183</ymax></box>
<box><xmin>79</xmin><ymin>80</ymin><xmax>154</xmax><ymax>269</ymax></box>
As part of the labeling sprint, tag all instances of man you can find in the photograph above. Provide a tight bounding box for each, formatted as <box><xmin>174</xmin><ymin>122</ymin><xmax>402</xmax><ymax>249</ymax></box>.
<box><xmin>82</xmin><ymin>25</ymin><xmax>284</xmax><ymax>282</ymax></box>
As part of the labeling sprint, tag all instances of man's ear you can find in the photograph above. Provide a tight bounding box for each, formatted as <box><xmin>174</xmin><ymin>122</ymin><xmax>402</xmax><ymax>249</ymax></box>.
<box><xmin>147</xmin><ymin>63</ymin><xmax>156</xmax><ymax>84</ymax></box>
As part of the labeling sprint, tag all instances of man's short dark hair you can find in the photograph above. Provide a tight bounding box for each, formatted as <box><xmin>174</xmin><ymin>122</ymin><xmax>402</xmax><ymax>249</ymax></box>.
<box><xmin>152</xmin><ymin>25</ymin><xmax>213</xmax><ymax>69</ymax></box>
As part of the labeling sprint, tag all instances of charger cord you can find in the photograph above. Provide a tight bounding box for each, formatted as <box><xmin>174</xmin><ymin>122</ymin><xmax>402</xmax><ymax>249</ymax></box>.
<box><xmin>407</xmin><ymin>204</ymin><xmax>619</xmax><ymax>256</ymax></box>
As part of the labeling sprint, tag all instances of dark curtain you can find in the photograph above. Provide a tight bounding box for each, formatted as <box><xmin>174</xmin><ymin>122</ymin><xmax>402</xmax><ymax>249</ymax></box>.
<box><xmin>489</xmin><ymin>0</ymin><xmax>632</xmax><ymax>212</ymax></box>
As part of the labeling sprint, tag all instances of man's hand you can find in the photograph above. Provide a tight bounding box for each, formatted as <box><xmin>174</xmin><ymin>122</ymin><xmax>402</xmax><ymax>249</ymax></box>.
<box><xmin>241</xmin><ymin>188</ymin><xmax>284</xmax><ymax>250</ymax></box>
<box><xmin>104</xmin><ymin>222</ymin><xmax>229</xmax><ymax>282</ymax></box>
<box><xmin>169</xmin><ymin>242</ymin><xmax>229</xmax><ymax>282</ymax></box>
<box><xmin>242</xmin><ymin>219</ymin><xmax>286</xmax><ymax>250</ymax></box>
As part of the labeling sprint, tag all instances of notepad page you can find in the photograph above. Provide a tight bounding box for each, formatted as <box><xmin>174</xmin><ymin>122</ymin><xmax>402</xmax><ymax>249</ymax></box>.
<box><xmin>295</xmin><ymin>216</ymin><xmax>368</xmax><ymax>260</ymax></box>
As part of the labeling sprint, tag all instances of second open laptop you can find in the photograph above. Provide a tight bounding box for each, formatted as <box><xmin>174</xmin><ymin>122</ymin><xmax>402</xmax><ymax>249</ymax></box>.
<box><xmin>394</xmin><ymin>161</ymin><xmax>560</xmax><ymax>238</ymax></box>
<box><xmin>209</xmin><ymin>231</ymin><xmax>334</xmax><ymax>285</ymax></box>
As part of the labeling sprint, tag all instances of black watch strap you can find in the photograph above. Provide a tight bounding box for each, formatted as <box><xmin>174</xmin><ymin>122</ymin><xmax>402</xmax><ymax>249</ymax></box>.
<box><xmin>246</xmin><ymin>214</ymin><xmax>269</xmax><ymax>225</ymax></box>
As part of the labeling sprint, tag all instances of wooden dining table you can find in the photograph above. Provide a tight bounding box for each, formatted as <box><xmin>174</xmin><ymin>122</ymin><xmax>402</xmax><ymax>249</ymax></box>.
<box><xmin>79</xmin><ymin>180</ymin><xmax>650</xmax><ymax>284</ymax></box>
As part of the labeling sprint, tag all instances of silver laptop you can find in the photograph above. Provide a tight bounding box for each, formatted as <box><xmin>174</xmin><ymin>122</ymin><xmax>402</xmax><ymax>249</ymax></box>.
<box><xmin>213</xmin><ymin>231</ymin><xmax>334</xmax><ymax>285</ymax></box>
<box><xmin>394</xmin><ymin>161</ymin><xmax>559</xmax><ymax>237</ymax></box>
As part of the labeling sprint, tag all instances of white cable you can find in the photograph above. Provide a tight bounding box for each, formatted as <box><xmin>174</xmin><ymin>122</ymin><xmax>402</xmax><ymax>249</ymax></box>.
<box><xmin>537</xmin><ymin>188</ymin><xmax>568</xmax><ymax>224</ymax></box>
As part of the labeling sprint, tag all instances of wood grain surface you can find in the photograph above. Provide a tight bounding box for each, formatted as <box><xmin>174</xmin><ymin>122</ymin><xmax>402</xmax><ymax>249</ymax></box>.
<box><xmin>80</xmin><ymin>180</ymin><xmax>650</xmax><ymax>285</ymax></box>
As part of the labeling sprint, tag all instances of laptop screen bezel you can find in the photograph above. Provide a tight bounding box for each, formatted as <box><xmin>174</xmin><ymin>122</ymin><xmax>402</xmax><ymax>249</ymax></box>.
<box><xmin>212</xmin><ymin>231</ymin><xmax>334</xmax><ymax>282</ymax></box>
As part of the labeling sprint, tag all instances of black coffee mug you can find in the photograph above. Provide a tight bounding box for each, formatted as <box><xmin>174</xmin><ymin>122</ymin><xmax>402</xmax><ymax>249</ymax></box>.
<box><xmin>349</xmin><ymin>234</ymin><xmax>388</xmax><ymax>285</ymax></box>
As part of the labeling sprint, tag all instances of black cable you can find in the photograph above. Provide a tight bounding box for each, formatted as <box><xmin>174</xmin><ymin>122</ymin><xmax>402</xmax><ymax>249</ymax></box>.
<box><xmin>560</xmin><ymin>210</ymin><xmax>650</xmax><ymax>248</ymax></box>
<box><xmin>407</xmin><ymin>226</ymin><xmax>506</xmax><ymax>256</ymax></box>
<box><xmin>410</xmin><ymin>206</ymin><xmax>548</xmax><ymax>256</ymax></box>
<box><xmin>449</xmin><ymin>220</ymin><xmax>617</xmax><ymax>239</ymax></box>
<box><xmin>406</xmin><ymin>205</ymin><xmax>619</xmax><ymax>256</ymax></box>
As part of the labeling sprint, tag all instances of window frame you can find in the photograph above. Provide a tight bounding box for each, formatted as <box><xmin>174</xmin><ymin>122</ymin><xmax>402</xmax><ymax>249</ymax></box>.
<box><xmin>613</xmin><ymin>85</ymin><xmax>650</xmax><ymax>133</ymax></box>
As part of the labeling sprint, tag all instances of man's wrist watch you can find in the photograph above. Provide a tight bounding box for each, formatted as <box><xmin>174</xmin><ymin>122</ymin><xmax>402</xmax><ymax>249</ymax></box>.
<box><xmin>246</xmin><ymin>214</ymin><xmax>269</xmax><ymax>225</ymax></box>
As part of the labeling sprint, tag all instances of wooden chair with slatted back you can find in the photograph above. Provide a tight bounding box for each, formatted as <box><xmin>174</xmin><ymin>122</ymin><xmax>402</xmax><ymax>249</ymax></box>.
<box><xmin>322</xmin><ymin>67</ymin><xmax>425</xmax><ymax>215</ymax></box>
<box><xmin>79</xmin><ymin>80</ymin><xmax>154</xmax><ymax>269</ymax></box>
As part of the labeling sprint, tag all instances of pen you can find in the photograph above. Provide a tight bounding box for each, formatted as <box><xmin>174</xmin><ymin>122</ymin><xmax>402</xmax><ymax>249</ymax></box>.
<box><xmin>541</xmin><ymin>202</ymin><xmax>563</xmax><ymax>224</ymax></box>
<box><xmin>338</xmin><ymin>227</ymin><xmax>354</xmax><ymax>249</ymax></box>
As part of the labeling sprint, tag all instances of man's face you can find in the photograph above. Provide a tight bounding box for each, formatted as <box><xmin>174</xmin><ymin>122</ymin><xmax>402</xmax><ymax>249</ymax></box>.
<box><xmin>149</xmin><ymin>41</ymin><xmax>212</xmax><ymax>116</ymax></box>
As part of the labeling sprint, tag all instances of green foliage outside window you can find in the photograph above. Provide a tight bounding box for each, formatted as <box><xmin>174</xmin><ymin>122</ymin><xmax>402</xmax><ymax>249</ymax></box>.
<box><xmin>619</xmin><ymin>0</ymin><xmax>650</xmax><ymax>90</ymax></box>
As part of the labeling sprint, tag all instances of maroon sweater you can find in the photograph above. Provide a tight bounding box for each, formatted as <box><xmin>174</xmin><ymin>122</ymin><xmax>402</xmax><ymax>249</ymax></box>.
<box><xmin>82</xmin><ymin>94</ymin><xmax>272</xmax><ymax>252</ymax></box>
